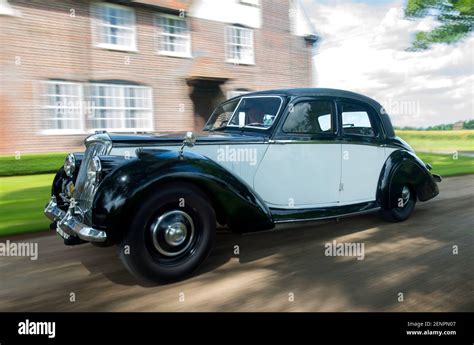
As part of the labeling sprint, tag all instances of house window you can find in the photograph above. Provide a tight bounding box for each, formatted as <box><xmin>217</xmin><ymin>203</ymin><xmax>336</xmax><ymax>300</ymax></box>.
<box><xmin>155</xmin><ymin>14</ymin><xmax>191</xmax><ymax>57</ymax></box>
<box><xmin>42</xmin><ymin>81</ymin><xmax>84</xmax><ymax>134</ymax></box>
<box><xmin>93</xmin><ymin>3</ymin><xmax>136</xmax><ymax>51</ymax></box>
<box><xmin>225</xmin><ymin>26</ymin><xmax>254</xmax><ymax>64</ymax></box>
<box><xmin>89</xmin><ymin>83</ymin><xmax>153</xmax><ymax>131</ymax></box>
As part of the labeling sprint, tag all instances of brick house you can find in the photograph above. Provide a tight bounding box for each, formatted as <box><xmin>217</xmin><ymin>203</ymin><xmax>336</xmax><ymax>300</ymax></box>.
<box><xmin>0</xmin><ymin>0</ymin><xmax>315</xmax><ymax>154</ymax></box>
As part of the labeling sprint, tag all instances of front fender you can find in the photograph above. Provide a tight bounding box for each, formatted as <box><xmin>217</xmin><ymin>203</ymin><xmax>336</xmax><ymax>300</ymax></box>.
<box><xmin>377</xmin><ymin>150</ymin><xmax>439</xmax><ymax>209</ymax></box>
<box><xmin>92</xmin><ymin>149</ymin><xmax>274</xmax><ymax>242</ymax></box>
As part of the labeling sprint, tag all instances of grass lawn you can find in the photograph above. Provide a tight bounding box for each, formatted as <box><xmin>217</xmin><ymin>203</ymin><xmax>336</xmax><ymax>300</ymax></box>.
<box><xmin>396</xmin><ymin>130</ymin><xmax>474</xmax><ymax>153</ymax></box>
<box><xmin>0</xmin><ymin>152</ymin><xmax>66</xmax><ymax>177</ymax></box>
<box><xmin>0</xmin><ymin>174</ymin><xmax>54</xmax><ymax>237</ymax></box>
<box><xmin>417</xmin><ymin>152</ymin><xmax>474</xmax><ymax>177</ymax></box>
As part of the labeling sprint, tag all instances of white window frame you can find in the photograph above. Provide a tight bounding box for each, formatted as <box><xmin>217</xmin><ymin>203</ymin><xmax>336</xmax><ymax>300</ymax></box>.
<box><xmin>41</xmin><ymin>81</ymin><xmax>86</xmax><ymax>135</ymax></box>
<box><xmin>92</xmin><ymin>2</ymin><xmax>137</xmax><ymax>52</ymax></box>
<box><xmin>154</xmin><ymin>13</ymin><xmax>191</xmax><ymax>58</ymax></box>
<box><xmin>225</xmin><ymin>25</ymin><xmax>255</xmax><ymax>65</ymax></box>
<box><xmin>88</xmin><ymin>83</ymin><xmax>154</xmax><ymax>132</ymax></box>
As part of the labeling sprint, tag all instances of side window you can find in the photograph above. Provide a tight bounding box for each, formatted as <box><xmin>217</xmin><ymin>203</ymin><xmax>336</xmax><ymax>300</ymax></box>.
<box><xmin>340</xmin><ymin>101</ymin><xmax>376</xmax><ymax>137</ymax></box>
<box><xmin>283</xmin><ymin>100</ymin><xmax>335</xmax><ymax>134</ymax></box>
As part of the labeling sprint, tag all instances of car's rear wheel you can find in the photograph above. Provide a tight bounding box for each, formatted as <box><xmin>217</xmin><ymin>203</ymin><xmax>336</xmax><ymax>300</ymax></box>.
<box><xmin>118</xmin><ymin>183</ymin><xmax>216</xmax><ymax>283</ymax></box>
<box><xmin>381</xmin><ymin>184</ymin><xmax>416</xmax><ymax>222</ymax></box>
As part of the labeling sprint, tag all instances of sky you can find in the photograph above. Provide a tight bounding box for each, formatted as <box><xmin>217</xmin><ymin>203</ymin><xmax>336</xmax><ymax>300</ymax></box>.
<box><xmin>302</xmin><ymin>0</ymin><xmax>474</xmax><ymax>127</ymax></box>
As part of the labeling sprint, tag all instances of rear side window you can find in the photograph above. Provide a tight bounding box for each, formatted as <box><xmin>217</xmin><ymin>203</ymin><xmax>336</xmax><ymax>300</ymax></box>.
<box><xmin>283</xmin><ymin>100</ymin><xmax>335</xmax><ymax>134</ymax></box>
<box><xmin>340</xmin><ymin>101</ymin><xmax>377</xmax><ymax>137</ymax></box>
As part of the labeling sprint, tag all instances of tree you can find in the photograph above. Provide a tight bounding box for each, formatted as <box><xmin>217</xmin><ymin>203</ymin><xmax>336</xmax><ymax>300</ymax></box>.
<box><xmin>405</xmin><ymin>0</ymin><xmax>474</xmax><ymax>50</ymax></box>
<box><xmin>463</xmin><ymin>119</ymin><xmax>474</xmax><ymax>129</ymax></box>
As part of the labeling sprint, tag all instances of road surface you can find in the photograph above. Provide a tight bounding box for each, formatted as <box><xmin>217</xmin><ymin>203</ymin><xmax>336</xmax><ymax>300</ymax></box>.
<box><xmin>0</xmin><ymin>175</ymin><xmax>473</xmax><ymax>311</ymax></box>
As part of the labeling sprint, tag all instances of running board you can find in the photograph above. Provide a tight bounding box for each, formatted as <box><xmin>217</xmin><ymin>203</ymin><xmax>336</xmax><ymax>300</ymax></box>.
<box><xmin>271</xmin><ymin>201</ymin><xmax>380</xmax><ymax>224</ymax></box>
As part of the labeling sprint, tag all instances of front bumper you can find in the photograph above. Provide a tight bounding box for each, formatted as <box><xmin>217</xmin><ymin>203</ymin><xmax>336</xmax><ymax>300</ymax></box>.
<box><xmin>44</xmin><ymin>196</ymin><xmax>107</xmax><ymax>242</ymax></box>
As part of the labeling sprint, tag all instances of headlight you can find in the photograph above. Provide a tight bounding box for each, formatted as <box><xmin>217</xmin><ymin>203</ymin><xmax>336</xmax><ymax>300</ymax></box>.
<box><xmin>87</xmin><ymin>156</ymin><xmax>102</xmax><ymax>184</ymax></box>
<box><xmin>64</xmin><ymin>153</ymin><xmax>76</xmax><ymax>177</ymax></box>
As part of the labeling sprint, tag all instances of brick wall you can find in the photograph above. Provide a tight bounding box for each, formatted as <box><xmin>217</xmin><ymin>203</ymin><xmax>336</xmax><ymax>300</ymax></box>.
<box><xmin>0</xmin><ymin>0</ymin><xmax>313</xmax><ymax>154</ymax></box>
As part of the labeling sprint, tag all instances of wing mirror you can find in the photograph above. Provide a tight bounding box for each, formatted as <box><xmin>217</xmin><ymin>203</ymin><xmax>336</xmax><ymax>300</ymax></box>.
<box><xmin>179</xmin><ymin>131</ymin><xmax>196</xmax><ymax>155</ymax></box>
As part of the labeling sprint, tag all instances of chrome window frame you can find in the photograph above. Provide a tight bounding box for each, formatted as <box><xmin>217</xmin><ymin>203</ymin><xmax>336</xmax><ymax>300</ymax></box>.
<box><xmin>226</xmin><ymin>95</ymin><xmax>285</xmax><ymax>131</ymax></box>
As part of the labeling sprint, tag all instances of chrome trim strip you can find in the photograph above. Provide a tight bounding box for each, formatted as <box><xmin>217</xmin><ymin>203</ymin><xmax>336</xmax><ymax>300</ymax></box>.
<box><xmin>112</xmin><ymin>140</ymin><xmax>268</xmax><ymax>148</ymax></box>
<box><xmin>273</xmin><ymin>207</ymin><xmax>381</xmax><ymax>224</ymax></box>
<box><xmin>44</xmin><ymin>196</ymin><xmax>107</xmax><ymax>242</ymax></box>
<box><xmin>268</xmin><ymin>139</ymin><xmax>401</xmax><ymax>150</ymax></box>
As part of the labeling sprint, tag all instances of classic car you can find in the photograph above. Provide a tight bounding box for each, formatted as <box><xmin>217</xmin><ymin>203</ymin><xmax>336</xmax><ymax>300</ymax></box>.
<box><xmin>44</xmin><ymin>88</ymin><xmax>441</xmax><ymax>282</ymax></box>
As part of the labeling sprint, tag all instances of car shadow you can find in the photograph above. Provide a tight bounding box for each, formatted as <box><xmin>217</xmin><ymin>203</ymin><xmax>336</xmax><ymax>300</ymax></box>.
<box><xmin>79</xmin><ymin>212</ymin><xmax>384</xmax><ymax>287</ymax></box>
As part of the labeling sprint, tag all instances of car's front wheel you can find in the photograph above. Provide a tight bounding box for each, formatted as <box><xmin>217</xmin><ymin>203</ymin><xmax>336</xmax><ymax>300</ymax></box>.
<box><xmin>118</xmin><ymin>183</ymin><xmax>216</xmax><ymax>283</ymax></box>
<box><xmin>381</xmin><ymin>184</ymin><xmax>416</xmax><ymax>222</ymax></box>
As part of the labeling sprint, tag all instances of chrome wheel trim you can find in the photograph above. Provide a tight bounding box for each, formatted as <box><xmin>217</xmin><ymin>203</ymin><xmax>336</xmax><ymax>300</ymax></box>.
<box><xmin>151</xmin><ymin>210</ymin><xmax>195</xmax><ymax>257</ymax></box>
<box><xmin>401</xmin><ymin>186</ymin><xmax>411</xmax><ymax>207</ymax></box>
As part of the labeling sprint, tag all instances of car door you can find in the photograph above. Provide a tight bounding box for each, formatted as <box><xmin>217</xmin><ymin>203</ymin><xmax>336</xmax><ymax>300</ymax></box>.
<box><xmin>338</xmin><ymin>98</ymin><xmax>386</xmax><ymax>205</ymax></box>
<box><xmin>254</xmin><ymin>97</ymin><xmax>342</xmax><ymax>208</ymax></box>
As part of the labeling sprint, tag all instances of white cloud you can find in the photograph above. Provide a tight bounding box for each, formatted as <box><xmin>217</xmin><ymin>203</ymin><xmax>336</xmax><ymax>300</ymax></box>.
<box><xmin>304</xmin><ymin>0</ymin><xmax>474</xmax><ymax>127</ymax></box>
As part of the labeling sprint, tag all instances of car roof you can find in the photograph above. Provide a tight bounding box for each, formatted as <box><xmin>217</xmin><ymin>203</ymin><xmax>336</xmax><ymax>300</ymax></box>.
<box><xmin>239</xmin><ymin>88</ymin><xmax>383</xmax><ymax>113</ymax></box>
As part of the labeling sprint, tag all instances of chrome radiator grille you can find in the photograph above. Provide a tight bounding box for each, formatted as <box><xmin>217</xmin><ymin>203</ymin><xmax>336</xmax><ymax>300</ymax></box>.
<box><xmin>73</xmin><ymin>135</ymin><xmax>111</xmax><ymax>225</ymax></box>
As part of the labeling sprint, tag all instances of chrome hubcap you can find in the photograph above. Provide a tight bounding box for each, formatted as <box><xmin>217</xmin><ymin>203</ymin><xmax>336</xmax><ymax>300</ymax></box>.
<box><xmin>401</xmin><ymin>186</ymin><xmax>411</xmax><ymax>206</ymax></box>
<box><xmin>151</xmin><ymin>210</ymin><xmax>194</xmax><ymax>257</ymax></box>
<box><xmin>165</xmin><ymin>222</ymin><xmax>187</xmax><ymax>246</ymax></box>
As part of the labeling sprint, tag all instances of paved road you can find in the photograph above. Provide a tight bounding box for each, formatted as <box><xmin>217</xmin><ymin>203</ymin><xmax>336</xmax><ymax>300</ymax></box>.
<box><xmin>0</xmin><ymin>176</ymin><xmax>473</xmax><ymax>311</ymax></box>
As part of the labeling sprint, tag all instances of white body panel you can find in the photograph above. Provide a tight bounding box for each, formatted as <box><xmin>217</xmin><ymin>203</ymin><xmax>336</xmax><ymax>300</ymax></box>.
<box><xmin>340</xmin><ymin>144</ymin><xmax>397</xmax><ymax>204</ymax></box>
<box><xmin>254</xmin><ymin>143</ymin><xmax>341</xmax><ymax>208</ymax></box>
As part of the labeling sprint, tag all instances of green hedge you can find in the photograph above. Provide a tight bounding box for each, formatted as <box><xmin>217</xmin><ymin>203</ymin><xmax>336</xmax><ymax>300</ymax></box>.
<box><xmin>0</xmin><ymin>153</ymin><xmax>67</xmax><ymax>176</ymax></box>
<box><xmin>0</xmin><ymin>174</ymin><xmax>54</xmax><ymax>237</ymax></box>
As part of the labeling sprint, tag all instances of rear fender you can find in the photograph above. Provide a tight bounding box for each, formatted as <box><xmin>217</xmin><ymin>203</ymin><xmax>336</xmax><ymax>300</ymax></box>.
<box><xmin>377</xmin><ymin>150</ymin><xmax>439</xmax><ymax>209</ymax></box>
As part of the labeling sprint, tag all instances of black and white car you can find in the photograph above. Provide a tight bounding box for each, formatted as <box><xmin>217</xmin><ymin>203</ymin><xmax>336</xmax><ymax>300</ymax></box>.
<box><xmin>45</xmin><ymin>88</ymin><xmax>441</xmax><ymax>282</ymax></box>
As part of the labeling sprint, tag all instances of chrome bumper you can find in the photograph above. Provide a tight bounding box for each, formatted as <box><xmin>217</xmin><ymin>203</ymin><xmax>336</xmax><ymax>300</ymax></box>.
<box><xmin>44</xmin><ymin>196</ymin><xmax>106</xmax><ymax>242</ymax></box>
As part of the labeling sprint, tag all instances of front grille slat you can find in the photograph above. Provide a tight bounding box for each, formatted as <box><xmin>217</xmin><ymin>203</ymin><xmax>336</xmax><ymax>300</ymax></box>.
<box><xmin>73</xmin><ymin>141</ymin><xmax>108</xmax><ymax>225</ymax></box>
